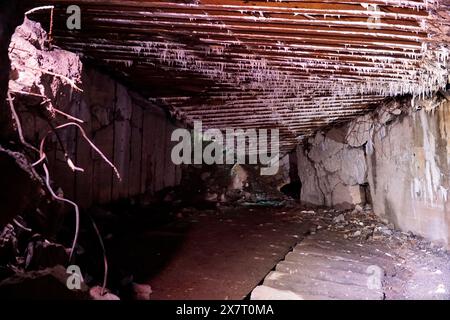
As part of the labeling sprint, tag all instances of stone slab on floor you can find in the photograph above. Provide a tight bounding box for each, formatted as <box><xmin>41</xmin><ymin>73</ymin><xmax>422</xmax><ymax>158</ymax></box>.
<box><xmin>251</xmin><ymin>230</ymin><xmax>395</xmax><ymax>300</ymax></box>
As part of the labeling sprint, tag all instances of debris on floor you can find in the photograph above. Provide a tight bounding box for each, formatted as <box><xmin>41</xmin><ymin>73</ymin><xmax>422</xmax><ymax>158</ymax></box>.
<box><xmin>89</xmin><ymin>286</ymin><xmax>120</xmax><ymax>300</ymax></box>
<box><xmin>138</xmin><ymin>163</ymin><xmax>293</xmax><ymax>210</ymax></box>
<box><xmin>0</xmin><ymin>265</ymin><xmax>90</xmax><ymax>300</ymax></box>
<box><xmin>252</xmin><ymin>206</ymin><xmax>450</xmax><ymax>300</ymax></box>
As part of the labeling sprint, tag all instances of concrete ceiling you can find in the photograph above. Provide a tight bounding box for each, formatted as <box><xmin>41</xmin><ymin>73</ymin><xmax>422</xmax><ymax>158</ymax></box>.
<box><xmin>26</xmin><ymin>0</ymin><xmax>450</xmax><ymax>153</ymax></box>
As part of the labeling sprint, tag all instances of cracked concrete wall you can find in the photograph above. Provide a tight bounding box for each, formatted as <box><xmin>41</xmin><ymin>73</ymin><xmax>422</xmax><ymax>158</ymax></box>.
<box><xmin>47</xmin><ymin>68</ymin><xmax>183</xmax><ymax>208</ymax></box>
<box><xmin>367</xmin><ymin>97</ymin><xmax>450</xmax><ymax>247</ymax></box>
<box><xmin>297</xmin><ymin>95</ymin><xmax>450</xmax><ymax>246</ymax></box>
<box><xmin>18</xmin><ymin>66</ymin><xmax>184</xmax><ymax>208</ymax></box>
<box><xmin>9</xmin><ymin>20</ymin><xmax>183</xmax><ymax>208</ymax></box>
<box><xmin>296</xmin><ymin>126</ymin><xmax>368</xmax><ymax>209</ymax></box>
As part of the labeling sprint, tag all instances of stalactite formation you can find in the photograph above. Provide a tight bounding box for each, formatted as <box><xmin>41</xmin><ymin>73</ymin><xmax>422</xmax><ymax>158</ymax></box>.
<box><xmin>23</xmin><ymin>0</ymin><xmax>450</xmax><ymax>153</ymax></box>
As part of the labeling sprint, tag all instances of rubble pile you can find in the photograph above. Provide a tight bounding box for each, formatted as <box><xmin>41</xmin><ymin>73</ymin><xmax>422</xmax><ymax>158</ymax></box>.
<box><xmin>154</xmin><ymin>163</ymin><xmax>293</xmax><ymax>209</ymax></box>
<box><xmin>290</xmin><ymin>205</ymin><xmax>448</xmax><ymax>257</ymax></box>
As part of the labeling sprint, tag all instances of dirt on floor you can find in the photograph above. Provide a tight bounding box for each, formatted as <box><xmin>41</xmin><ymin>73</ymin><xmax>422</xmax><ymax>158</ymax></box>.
<box><xmin>105</xmin><ymin>205</ymin><xmax>312</xmax><ymax>300</ymax></box>
<box><xmin>103</xmin><ymin>203</ymin><xmax>450</xmax><ymax>300</ymax></box>
<box><xmin>1</xmin><ymin>201</ymin><xmax>449</xmax><ymax>300</ymax></box>
<box><xmin>273</xmin><ymin>205</ymin><xmax>450</xmax><ymax>300</ymax></box>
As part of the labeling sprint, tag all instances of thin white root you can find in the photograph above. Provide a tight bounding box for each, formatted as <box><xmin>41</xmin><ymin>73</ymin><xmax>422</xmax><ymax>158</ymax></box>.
<box><xmin>88</xmin><ymin>215</ymin><xmax>109</xmax><ymax>296</ymax></box>
<box><xmin>13</xmin><ymin>218</ymin><xmax>32</xmax><ymax>232</ymax></box>
<box><xmin>33</xmin><ymin>123</ymin><xmax>120</xmax><ymax>181</ymax></box>
<box><xmin>25</xmin><ymin>5</ymin><xmax>54</xmax><ymax>16</ymax></box>
<box><xmin>55</xmin><ymin>123</ymin><xmax>121</xmax><ymax>180</ymax></box>
<box><xmin>33</xmin><ymin>133</ymin><xmax>83</xmax><ymax>174</ymax></box>
<box><xmin>10</xmin><ymin>90</ymin><xmax>84</xmax><ymax>123</ymax></box>
<box><xmin>23</xmin><ymin>65</ymin><xmax>83</xmax><ymax>92</ymax></box>
<box><xmin>67</xmin><ymin>157</ymin><xmax>85</xmax><ymax>172</ymax></box>
<box><xmin>53</xmin><ymin>108</ymin><xmax>84</xmax><ymax>123</ymax></box>
<box><xmin>7</xmin><ymin>91</ymin><xmax>40</xmax><ymax>154</ymax></box>
<box><xmin>10</xmin><ymin>90</ymin><xmax>48</xmax><ymax>99</ymax></box>
<box><xmin>43</xmin><ymin>163</ymin><xmax>79</xmax><ymax>262</ymax></box>
<box><xmin>9</xmin><ymin>87</ymin><xmax>116</xmax><ymax>281</ymax></box>
<box><xmin>24</xmin><ymin>5</ymin><xmax>54</xmax><ymax>42</ymax></box>
<box><xmin>31</xmin><ymin>133</ymin><xmax>49</xmax><ymax>167</ymax></box>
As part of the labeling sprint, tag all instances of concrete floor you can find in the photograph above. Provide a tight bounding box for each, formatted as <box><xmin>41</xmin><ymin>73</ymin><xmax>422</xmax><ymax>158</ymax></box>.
<box><xmin>253</xmin><ymin>208</ymin><xmax>450</xmax><ymax>300</ymax></box>
<box><xmin>253</xmin><ymin>230</ymin><xmax>450</xmax><ymax>300</ymax></box>
<box><xmin>105</xmin><ymin>205</ymin><xmax>450</xmax><ymax>300</ymax></box>
<box><xmin>146</xmin><ymin>207</ymin><xmax>311</xmax><ymax>299</ymax></box>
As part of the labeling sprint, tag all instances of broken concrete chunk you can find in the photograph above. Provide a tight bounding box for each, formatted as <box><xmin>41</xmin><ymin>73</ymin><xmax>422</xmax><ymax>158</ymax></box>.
<box><xmin>89</xmin><ymin>286</ymin><xmax>120</xmax><ymax>300</ymax></box>
<box><xmin>297</xmin><ymin>128</ymin><xmax>367</xmax><ymax>209</ymax></box>
<box><xmin>0</xmin><ymin>146</ymin><xmax>44</xmax><ymax>229</ymax></box>
<box><xmin>296</xmin><ymin>147</ymin><xmax>324</xmax><ymax>206</ymax></box>
<box><xmin>332</xmin><ymin>184</ymin><xmax>364</xmax><ymax>210</ymax></box>
<box><xmin>0</xmin><ymin>265</ymin><xmax>89</xmax><ymax>299</ymax></box>
<box><xmin>377</xmin><ymin>226</ymin><xmax>393</xmax><ymax>236</ymax></box>
<box><xmin>131</xmin><ymin>282</ymin><xmax>152</xmax><ymax>300</ymax></box>
<box><xmin>9</xmin><ymin>18</ymin><xmax>82</xmax><ymax>107</ymax></box>
<box><xmin>308</xmin><ymin>132</ymin><xmax>344</xmax><ymax>162</ymax></box>
<box><xmin>24</xmin><ymin>237</ymin><xmax>68</xmax><ymax>270</ymax></box>
<box><xmin>0</xmin><ymin>224</ymin><xmax>18</xmax><ymax>265</ymax></box>
<box><xmin>229</xmin><ymin>164</ymin><xmax>249</xmax><ymax>190</ymax></box>
<box><xmin>352</xmin><ymin>230</ymin><xmax>362</xmax><ymax>237</ymax></box>
<box><xmin>333</xmin><ymin>214</ymin><xmax>345</xmax><ymax>224</ymax></box>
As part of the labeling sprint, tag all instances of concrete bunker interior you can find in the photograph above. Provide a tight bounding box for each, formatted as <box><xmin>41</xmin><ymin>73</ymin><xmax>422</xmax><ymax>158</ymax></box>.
<box><xmin>1</xmin><ymin>0</ymin><xmax>450</xmax><ymax>300</ymax></box>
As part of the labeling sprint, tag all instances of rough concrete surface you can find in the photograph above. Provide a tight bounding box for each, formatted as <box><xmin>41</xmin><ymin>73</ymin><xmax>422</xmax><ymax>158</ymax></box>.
<box><xmin>297</xmin><ymin>96</ymin><xmax>450</xmax><ymax>247</ymax></box>
<box><xmin>8</xmin><ymin>19</ymin><xmax>183</xmax><ymax>208</ymax></box>
<box><xmin>252</xmin><ymin>206</ymin><xmax>450</xmax><ymax>300</ymax></box>
<box><xmin>120</xmin><ymin>206</ymin><xmax>312</xmax><ymax>300</ymax></box>
<box><xmin>297</xmin><ymin>128</ymin><xmax>367</xmax><ymax>209</ymax></box>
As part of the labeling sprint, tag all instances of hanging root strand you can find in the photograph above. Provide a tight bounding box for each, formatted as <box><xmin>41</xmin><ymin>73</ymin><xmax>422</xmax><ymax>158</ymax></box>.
<box><xmin>88</xmin><ymin>215</ymin><xmax>109</xmax><ymax>296</ymax></box>
<box><xmin>7</xmin><ymin>91</ymin><xmax>40</xmax><ymax>154</ymax></box>
<box><xmin>54</xmin><ymin>122</ymin><xmax>121</xmax><ymax>180</ymax></box>
<box><xmin>42</xmin><ymin>163</ymin><xmax>79</xmax><ymax>262</ymax></box>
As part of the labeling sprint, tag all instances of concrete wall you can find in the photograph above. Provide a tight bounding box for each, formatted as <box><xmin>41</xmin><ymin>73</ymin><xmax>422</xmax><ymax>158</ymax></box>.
<box><xmin>9</xmin><ymin>19</ymin><xmax>183</xmax><ymax>209</ymax></box>
<box><xmin>367</xmin><ymin>99</ymin><xmax>450</xmax><ymax>246</ymax></box>
<box><xmin>19</xmin><ymin>67</ymin><xmax>183</xmax><ymax>208</ymax></box>
<box><xmin>296</xmin><ymin>96</ymin><xmax>450</xmax><ymax>246</ymax></box>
